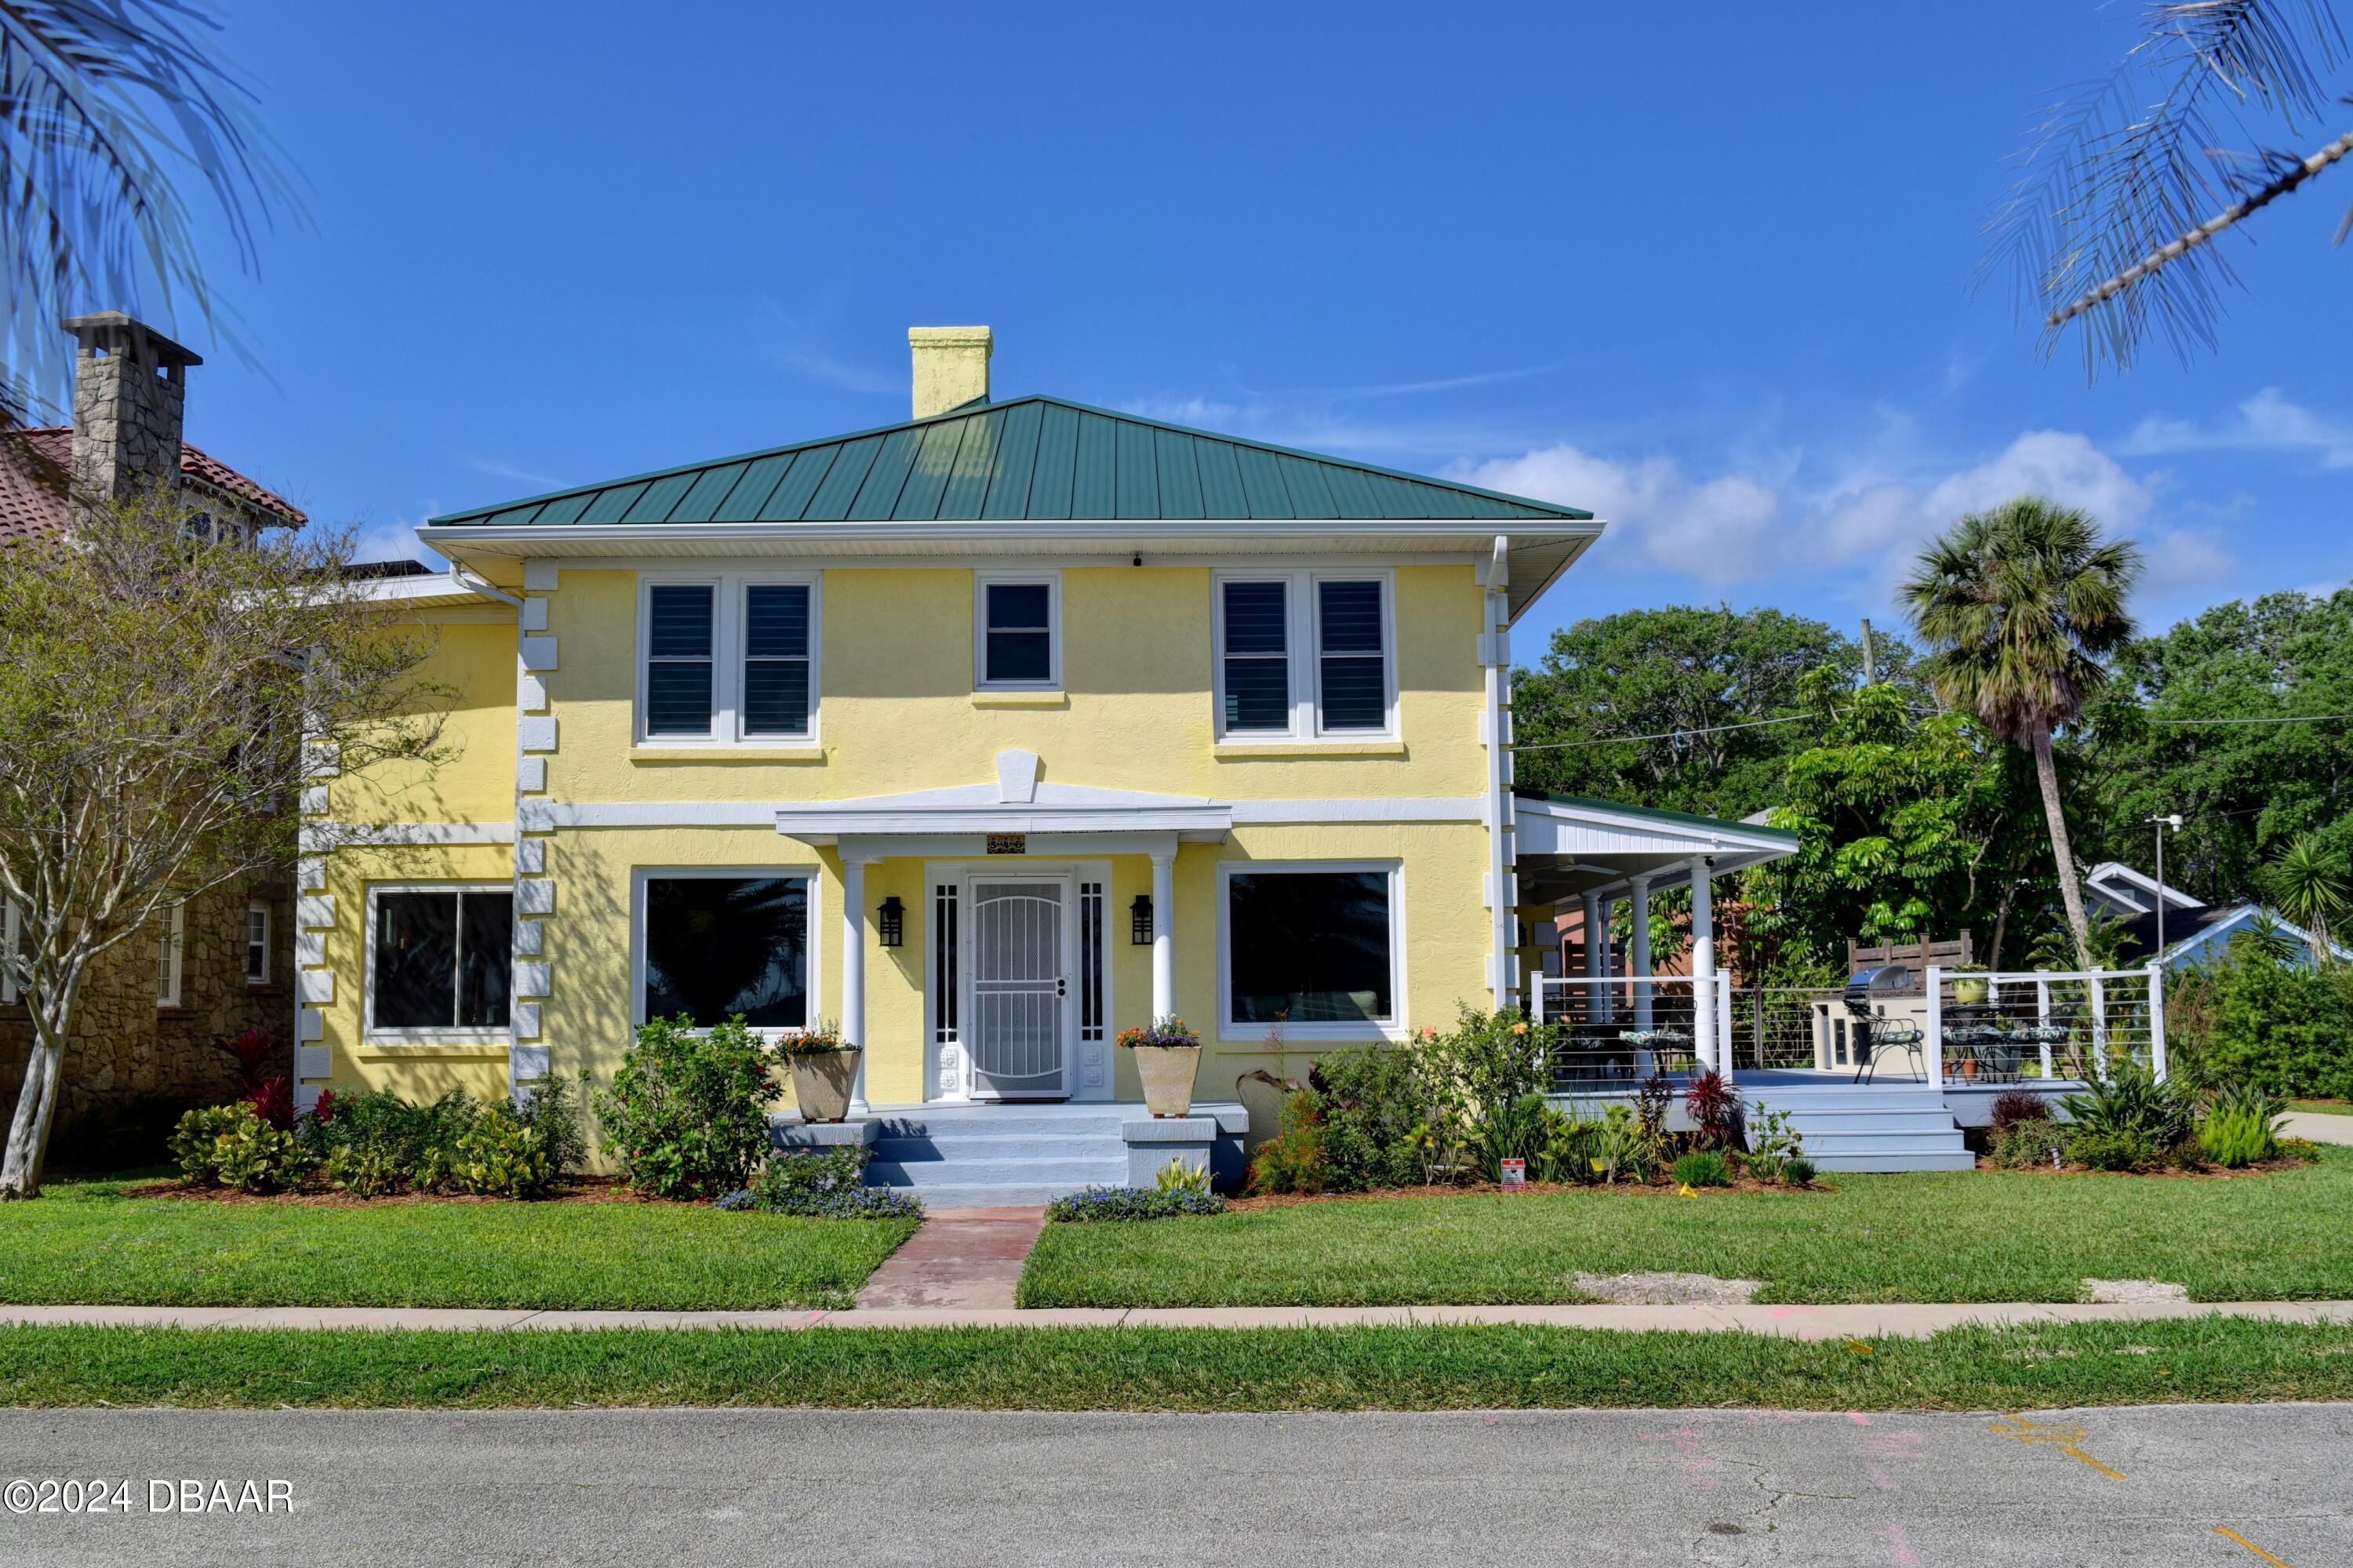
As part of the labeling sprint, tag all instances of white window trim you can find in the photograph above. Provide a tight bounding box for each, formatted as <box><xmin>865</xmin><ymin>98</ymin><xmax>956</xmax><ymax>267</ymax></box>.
<box><xmin>363</xmin><ymin>882</ymin><xmax>515</xmax><ymax>1042</ymax></box>
<box><xmin>1214</xmin><ymin>859</ymin><xmax>1407</xmax><ymax>1044</ymax></box>
<box><xmin>973</xmin><ymin>569</ymin><xmax>1063</xmax><ymax>692</ymax></box>
<box><xmin>635</xmin><ymin>570</ymin><xmax>823</xmax><ymax>747</ymax></box>
<box><xmin>245</xmin><ymin>901</ymin><xmax>272</xmax><ymax>986</ymax></box>
<box><xmin>629</xmin><ymin>864</ymin><xmax>824</xmax><ymax>1042</ymax></box>
<box><xmin>1211</xmin><ymin>569</ymin><xmax>1397</xmax><ymax>743</ymax></box>
<box><xmin>1</xmin><ymin>901</ymin><xmax>22</xmax><ymax>1006</ymax></box>
<box><xmin>155</xmin><ymin>903</ymin><xmax>185</xmax><ymax>1010</ymax></box>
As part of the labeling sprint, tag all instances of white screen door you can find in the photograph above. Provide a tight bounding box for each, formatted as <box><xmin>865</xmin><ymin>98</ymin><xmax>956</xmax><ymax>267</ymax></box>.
<box><xmin>969</xmin><ymin>879</ymin><xmax>1067</xmax><ymax>1098</ymax></box>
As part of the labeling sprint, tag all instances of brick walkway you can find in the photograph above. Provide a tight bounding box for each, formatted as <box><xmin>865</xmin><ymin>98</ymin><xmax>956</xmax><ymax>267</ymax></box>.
<box><xmin>851</xmin><ymin>1206</ymin><xmax>1048</xmax><ymax>1310</ymax></box>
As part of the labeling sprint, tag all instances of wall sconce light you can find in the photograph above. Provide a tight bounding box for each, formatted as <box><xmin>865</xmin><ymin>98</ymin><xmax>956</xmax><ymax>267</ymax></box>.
<box><xmin>1130</xmin><ymin>893</ymin><xmax>1154</xmax><ymax>946</ymax></box>
<box><xmin>877</xmin><ymin>895</ymin><xmax>904</xmax><ymax>948</ymax></box>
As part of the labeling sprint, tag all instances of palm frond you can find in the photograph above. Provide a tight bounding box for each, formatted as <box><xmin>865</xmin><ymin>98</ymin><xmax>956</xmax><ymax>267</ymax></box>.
<box><xmin>0</xmin><ymin>0</ymin><xmax>300</xmax><ymax>429</ymax></box>
<box><xmin>1978</xmin><ymin>0</ymin><xmax>2348</xmax><ymax>379</ymax></box>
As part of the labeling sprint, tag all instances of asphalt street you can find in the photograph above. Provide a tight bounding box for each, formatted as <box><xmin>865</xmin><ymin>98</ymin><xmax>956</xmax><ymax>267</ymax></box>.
<box><xmin>2</xmin><ymin>1403</ymin><xmax>2347</xmax><ymax>1566</ymax></box>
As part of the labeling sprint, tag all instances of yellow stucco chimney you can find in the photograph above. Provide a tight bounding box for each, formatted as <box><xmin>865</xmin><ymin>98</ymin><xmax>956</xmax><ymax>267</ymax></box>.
<box><xmin>908</xmin><ymin>326</ymin><xmax>992</xmax><ymax>420</ymax></box>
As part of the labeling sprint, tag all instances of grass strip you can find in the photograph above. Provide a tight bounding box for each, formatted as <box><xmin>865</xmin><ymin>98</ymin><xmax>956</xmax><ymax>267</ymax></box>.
<box><xmin>0</xmin><ymin>1177</ymin><xmax>918</xmax><ymax>1311</ymax></box>
<box><xmin>1020</xmin><ymin>1148</ymin><xmax>2353</xmax><ymax>1308</ymax></box>
<box><xmin>1</xmin><ymin>1318</ymin><xmax>2348</xmax><ymax>1412</ymax></box>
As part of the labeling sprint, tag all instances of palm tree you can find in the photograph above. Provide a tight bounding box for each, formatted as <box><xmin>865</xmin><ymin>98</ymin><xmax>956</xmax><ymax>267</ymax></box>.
<box><xmin>0</xmin><ymin>2</ymin><xmax>293</xmax><ymax>431</ymax></box>
<box><xmin>1904</xmin><ymin>497</ymin><xmax>2144</xmax><ymax>972</ymax></box>
<box><xmin>2260</xmin><ymin>831</ymin><xmax>2348</xmax><ymax>966</ymax></box>
<box><xmin>1980</xmin><ymin>1</ymin><xmax>2352</xmax><ymax>378</ymax></box>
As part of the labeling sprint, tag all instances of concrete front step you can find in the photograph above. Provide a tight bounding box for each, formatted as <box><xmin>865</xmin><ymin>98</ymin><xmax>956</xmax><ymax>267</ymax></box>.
<box><xmin>874</xmin><ymin>1134</ymin><xmax>1127</xmax><ymax>1162</ymax></box>
<box><xmin>889</xmin><ymin>1184</ymin><xmax>1098</xmax><ymax>1209</ymax></box>
<box><xmin>1798</xmin><ymin>1130</ymin><xmax>1972</xmax><ymax>1155</ymax></box>
<box><xmin>1758</xmin><ymin>1111</ymin><xmax>1966</xmax><ymax>1135</ymax></box>
<box><xmin>868</xmin><ymin>1156</ymin><xmax>1129</xmax><ymax>1189</ymax></box>
<box><xmin>874</xmin><ymin>1110</ymin><xmax>1130</xmax><ymax>1138</ymax></box>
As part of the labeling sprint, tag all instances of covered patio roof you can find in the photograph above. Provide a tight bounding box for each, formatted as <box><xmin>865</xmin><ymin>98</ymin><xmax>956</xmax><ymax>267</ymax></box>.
<box><xmin>1512</xmin><ymin>791</ymin><xmax>1798</xmax><ymax>907</ymax></box>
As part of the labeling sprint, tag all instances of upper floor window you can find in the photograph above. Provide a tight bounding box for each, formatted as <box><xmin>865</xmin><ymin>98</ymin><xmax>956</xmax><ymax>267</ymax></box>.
<box><xmin>1213</xmin><ymin>571</ymin><xmax>1395</xmax><ymax>740</ymax></box>
<box><xmin>245</xmin><ymin>903</ymin><xmax>272</xmax><ymax>985</ymax></box>
<box><xmin>155</xmin><ymin>904</ymin><xmax>184</xmax><ymax>1009</ymax></box>
<box><xmin>638</xmin><ymin>573</ymin><xmax>820</xmax><ymax>744</ymax></box>
<box><xmin>975</xmin><ymin>573</ymin><xmax>1060</xmax><ymax>690</ymax></box>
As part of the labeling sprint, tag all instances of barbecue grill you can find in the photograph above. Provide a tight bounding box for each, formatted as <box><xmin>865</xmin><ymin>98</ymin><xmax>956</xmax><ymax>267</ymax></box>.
<box><xmin>1842</xmin><ymin>966</ymin><xmax>1926</xmax><ymax>1082</ymax></box>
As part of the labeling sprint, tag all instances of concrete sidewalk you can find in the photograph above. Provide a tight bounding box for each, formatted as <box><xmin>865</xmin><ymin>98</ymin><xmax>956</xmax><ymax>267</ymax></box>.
<box><xmin>2</xmin><ymin>1298</ymin><xmax>2349</xmax><ymax>1339</ymax></box>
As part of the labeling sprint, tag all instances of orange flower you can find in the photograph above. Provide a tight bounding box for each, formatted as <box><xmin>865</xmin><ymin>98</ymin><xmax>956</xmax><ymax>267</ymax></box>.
<box><xmin>1511</xmin><ymin>1021</ymin><xmax>1529</xmax><ymax>1035</ymax></box>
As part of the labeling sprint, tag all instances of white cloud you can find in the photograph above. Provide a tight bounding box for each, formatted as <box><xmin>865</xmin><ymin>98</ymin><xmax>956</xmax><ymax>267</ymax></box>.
<box><xmin>464</xmin><ymin>456</ymin><xmax>563</xmax><ymax>489</ymax></box>
<box><xmin>2123</xmin><ymin>388</ymin><xmax>2353</xmax><ymax>469</ymax></box>
<box><xmin>1457</xmin><ymin>429</ymin><xmax>2162</xmax><ymax>593</ymax></box>
<box><xmin>2139</xmin><ymin>526</ymin><xmax>2236</xmax><ymax>596</ymax></box>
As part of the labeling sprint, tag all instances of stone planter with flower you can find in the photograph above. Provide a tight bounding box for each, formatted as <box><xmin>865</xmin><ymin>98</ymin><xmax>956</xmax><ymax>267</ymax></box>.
<box><xmin>775</xmin><ymin>1020</ymin><xmax>861</xmax><ymax>1123</ymax></box>
<box><xmin>1119</xmin><ymin>1016</ymin><xmax>1202</xmax><ymax>1118</ymax></box>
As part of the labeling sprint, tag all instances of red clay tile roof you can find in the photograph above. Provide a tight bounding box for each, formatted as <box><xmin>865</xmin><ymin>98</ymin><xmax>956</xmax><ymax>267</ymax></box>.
<box><xmin>0</xmin><ymin>426</ymin><xmax>306</xmax><ymax>544</ymax></box>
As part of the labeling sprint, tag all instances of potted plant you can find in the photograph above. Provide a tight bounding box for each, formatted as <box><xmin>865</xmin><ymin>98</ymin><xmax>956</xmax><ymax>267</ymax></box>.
<box><xmin>1951</xmin><ymin>964</ymin><xmax>1991</xmax><ymax>1007</ymax></box>
<box><xmin>776</xmin><ymin>1020</ymin><xmax>861</xmax><ymax>1123</ymax></box>
<box><xmin>1119</xmin><ymin>1016</ymin><xmax>1202</xmax><ymax>1118</ymax></box>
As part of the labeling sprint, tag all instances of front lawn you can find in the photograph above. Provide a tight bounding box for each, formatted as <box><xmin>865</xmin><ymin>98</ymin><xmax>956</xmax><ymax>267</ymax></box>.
<box><xmin>1019</xmin><ymin>1148</ymin><xmax>2353</xmax><ymax>1307</ymax></box>
<box><xmin>2290</xmin><ymin>1098</ymin><xmax>2351</xmax><ymax>1116</ymax></box>
<box><xmin>0</xmin><ymin>1174</ymin><xmax>916</xmax><ymax>1311</ymax></box>
<box><xmin>1</xmin><ymin>1317</ymin><xmax>2348</xmax><ymax>1410</ymax></box>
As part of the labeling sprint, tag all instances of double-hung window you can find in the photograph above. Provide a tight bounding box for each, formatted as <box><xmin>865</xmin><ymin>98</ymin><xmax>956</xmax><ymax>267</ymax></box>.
<box><xmin>368</xmin><ymin>887</ymin><xmax>514</xmax><ymax>1035</ymax></box>
<box><xmin>1218</xmin><ymin>863</ymin><xmax>1402</xmax><ymax>1041</ymax></box>
<box><xmin>155</xmin><ymin>904</ymin><xmax>184</xmax><ymax>1009</ymax></box>
<box><xmin>975</xmin><ymin>573</ymin><xmax>1060</xmax><ymax>690</ymax></box>
<box><xmin>245</xmin><ymin>903</ymin><xmax>271</xmax><ymax>985</ymax></box>
<box><xmin>639</xmin><ymin>872</ymin><xmax>813</xmax><ymax>1031</ymax></box>
<box><xmin>1213</xmin><ymin>571</ymin><xmax>1395</xmax><ymax>740</ymax></box>
<box><xmin>638</xmin><ymin>574</ymin><xmax>821</xmax><ymax>744</ymax></box>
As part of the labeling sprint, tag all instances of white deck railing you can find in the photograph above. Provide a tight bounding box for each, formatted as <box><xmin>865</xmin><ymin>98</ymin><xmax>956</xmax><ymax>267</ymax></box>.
<box><xmin>1922</xmin><ymin>964</ymin><xmax>2166</xmax><ymax>1087</ymax></box>
<box><xmin>1532</xmin><ymin>973</ymin><xmax>1738</xmax><ymax>1088</ymax></box>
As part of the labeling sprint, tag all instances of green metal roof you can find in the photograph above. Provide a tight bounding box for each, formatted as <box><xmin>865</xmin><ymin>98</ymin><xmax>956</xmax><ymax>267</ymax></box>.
<box><xmin>427</xmin><ymin>396</ymin><xmax>1594</xmax><ymax>529</ymax></box>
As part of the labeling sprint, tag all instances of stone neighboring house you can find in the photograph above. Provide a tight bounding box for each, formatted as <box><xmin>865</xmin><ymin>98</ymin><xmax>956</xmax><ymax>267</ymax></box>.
<box><xmin>0</xmin><ymin>313</ymin><xmax>306</xmax><ymax>1130</ymax></box>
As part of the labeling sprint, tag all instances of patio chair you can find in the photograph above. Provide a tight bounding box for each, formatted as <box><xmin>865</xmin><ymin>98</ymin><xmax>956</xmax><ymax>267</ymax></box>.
<box><xmin>1846</xmin><ymin>998</ymin><xmax>1926</xmax><ymax>1084</ymax></box>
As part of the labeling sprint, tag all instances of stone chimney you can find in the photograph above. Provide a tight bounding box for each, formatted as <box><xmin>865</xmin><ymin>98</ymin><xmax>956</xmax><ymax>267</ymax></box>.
<box><xmin>908</xmin><ymin>326</ymin><xmax>991</xmax><ymax>420</ymax></box>
<box><xmin>64</xmin><ymin>311</ymin><xmax>200</xmax><ymax>510</ymax></box>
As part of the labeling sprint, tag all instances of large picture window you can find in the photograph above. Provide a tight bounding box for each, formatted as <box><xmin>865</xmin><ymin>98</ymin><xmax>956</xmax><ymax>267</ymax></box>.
<box><xmin>642</xmin><ymin>875</ymin><xmax>809</xmax><ymax>1029</ymax></box>
<box><xmin>1223</xmin><ymin>868</ymin><xmax>1398</xmax><ymax>1035</ymax></box>
<box><xmin>369</xmin><ymin>889</ymin><xmax>513</xmax><ymax>1033</ymax></box>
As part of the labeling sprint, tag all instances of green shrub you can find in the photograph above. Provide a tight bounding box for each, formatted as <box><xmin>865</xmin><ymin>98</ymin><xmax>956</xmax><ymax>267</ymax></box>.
<box><xmin>2071</xmin><ymin>1129</ymin><xmax>2159</xmax><ymax>1173</ymax></box>
<box><xmin>2166</xmin><ymin>937</ymin><xmax>2353</xmax><ymax>1099</ymax></box>
<box><xmin>302</xmin><ymin>1088</ymin><xmax>486</xmax><ymax>1195</ymax></box>
<box><xmin>1046</xmin><ymin>1185</ymin><xmax>1227</xmax><ymax>1221</ymax></box>
<box><xmin>1671</xmin><ymin>1149</ymin><xmax>1731</xmax><ymax>1188</ymax></box>
<box><xmin>1533</xmin><ymin>1108</ymin><xmax>1598</xmax><ymax>1184</ymax></box>
<box><xmin>1154</xmin><ymin>1156</ymin><xmax>1213</xmax><ymax>1195</ymax></box>
<box><xmin>170</xmin><ymin>1103</ymin><xmax>310</xmax><ymax>1191</ymax></box>
<box><xmin>716</xmin><ymin>1147</ymin><xmax>922</xmax><ymax>1217</ymax></box>
<box><xmin>2278</xmin><ymin>1136</ymin><xmax>2322</xmax><ymax>1162</ymax></box>
<box><xmin>1247</xmin><ymin>1090</ymin><xmax>1329</xmax><ymax>1195</ymax></box>
<box><xmin>452</xmin><ymin>1109</ymin><xmax>556</xmax><ymax>1199</ymax></box>
<box><xmin>324</xmin><ymin>1141</ymin><xmax>406</xmax><ymax>1198</ymax></box>
<box><xmin>1476</xmin><ymin>1092</ymin><xmax>1553</xmax><ymax>1183</ymax></box>
<box><xmin>2060</xmin><ymin>1061</ymin><xmax>2197</xmax><ymax>1151</ymax></box>
<box><xmin>1743</xmin><ymin>1103</ymin><xmax>1806</xmax><ymax>1178</ymax></box>
<box><xmin>1309</xmin><ymin>1046</ymin><xmax>1431</xmax><ymax>1191</ymax></box>
<box><xmin>1780</xmin><ymin>1155</ymin><xmax>1817</xmax><ymax>1187</ymax></box>
<box><xmin>2199</xmin><ymin>1107</ymin><xmax>2278</xmax><ymax>1168</ymax></box>
<box><xmin>594</xmin><ymin>1015</ymin><xmax>780</xmax><ymax>1200</ymax></box>
<box><xmin>1991</xmin><ymin>1119</ymin><xmax>2068</xmax><ymax>1170</ymax></box>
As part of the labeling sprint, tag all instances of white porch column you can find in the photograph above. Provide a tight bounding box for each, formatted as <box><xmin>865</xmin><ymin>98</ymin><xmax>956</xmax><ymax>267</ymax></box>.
<box><xmin>1629</xmin><ymin>875</ymin><xmax>1654</xmax><ymax>1031</ymax></box>
<box><xmin>841</xmin><ymin>845</ymin><xmax>872</xmax><ymax>1115</ymax></box>
<box><xmin>1149</xmin><ymin>847</ymin><xmax>1176</xmax><ymax>1022</ymax></box>
<box><xmin>1689</xmin><ymin>857</ymin><xmax>1716</xmax><ymax>1072</ymax></box>
<box><xmin>1580</xmin><ymin>891</ymin><xmax>1602</xmax><ymax>1023</ymax></box>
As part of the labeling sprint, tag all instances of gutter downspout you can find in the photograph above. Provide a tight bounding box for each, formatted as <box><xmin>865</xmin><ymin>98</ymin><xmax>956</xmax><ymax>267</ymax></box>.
<box><xmin>451</xmin><ymin>566</ymin><xmax>523</xmax><ymax>608</ymax></box>
<box><xmin>1482</xmin><ymin>535</ymin><xmax>1515</xmax><ymax>1010</ymax></box>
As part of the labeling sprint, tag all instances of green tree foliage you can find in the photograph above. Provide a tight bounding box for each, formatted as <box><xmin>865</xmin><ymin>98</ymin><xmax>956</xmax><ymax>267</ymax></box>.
<box><xmin>1511</xmin><ymin>605</ymin><xmax>1916</xmax><ymax>819</ymax></box>
<box><xmin>1904</xmin><ymin>497</ymin><xmax>2143</xmax><ymax>969</ymax></box>
<box><xmin>2166</xmin><ymin>937</ymin><xmax>2353</xmax><ymax>1101</ymax></box>
<box><xmin>1741</xmin><ymin>675</ymin><xmax>2057</xmax><ymax>970</ymax></box>
<box><xmin>2089</xmin><ymin>590</ymin><xmax>2353</xmax><ymax>904</ymax></box>
<box><xmin>2260</xmin><ymin>833</ymin><xmax>2350</xmax><ymax>966</ymax></box>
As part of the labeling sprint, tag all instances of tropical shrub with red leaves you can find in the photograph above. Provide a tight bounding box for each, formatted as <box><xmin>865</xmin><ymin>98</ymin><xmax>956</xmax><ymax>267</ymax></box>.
<box><xmin>1683</xmin><ymin>1068</ymin><xmax>1740</xmax><ymax>1150</ymax></box>
<box><xmin>210</xmin><ymin>1028</ymin><xmax>282</xmax><ymax>1091</ymax></box>
<box><xmin>243</xmin><ymin>1075</ymin><xmax>296</xmax><ymax>1130</ymax></box>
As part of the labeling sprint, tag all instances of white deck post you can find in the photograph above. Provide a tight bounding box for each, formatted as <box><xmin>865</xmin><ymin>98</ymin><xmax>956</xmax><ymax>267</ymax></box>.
<box><xmin>2090</xmin><ymin>974</ymin><xmax>2109</xmax><ymax>1082</ymax></box>
<box><xmin>2035</xmin><ymin>976</ymin><xmax>2053</xmax><ymax>1080</ymax></box>
<box><xmin>1717</xmin><ymin>970</ymin><xmax>1735</xmax><ymax>1086</ymax></box>
<box><xmin>1629</xmin><ymin>874</ymin><xmax>1653</xmax><ymax>1031</ymax></box>
<box><xmin>1924</xmin><ymin>964</ymin><xmax>1944</xmax><ymax>1090</ymax></box>
<box><xmin>2147</xmin><ymin>962</ymin><xmax>2168</xmax><ymax>1082</ymax></box>
<box><xmin>1688</xmin><ymin>859</ymin><xmax>1715</xmax><ymax>1073</ymax></box>
<box><xmin>841</xmin><ymin>845</ymin><xmax>871</xmax><ymax>1115</ymax></box>
<box><xmin>1149</xmin><ymin>847</ymin><xmax>1176</xmax><ymax>1023</ymax></box>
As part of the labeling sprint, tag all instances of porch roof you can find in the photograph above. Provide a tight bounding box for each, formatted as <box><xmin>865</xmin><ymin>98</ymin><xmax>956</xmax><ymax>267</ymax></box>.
<box><xmin>1511</xmin><ymin>791</ymin><xmax>1798</xmax><ymax>906</ymax></box>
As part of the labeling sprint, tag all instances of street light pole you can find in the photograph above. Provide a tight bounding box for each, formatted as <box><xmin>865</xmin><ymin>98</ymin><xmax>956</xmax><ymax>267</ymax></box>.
<box><xmin>2148</xmin><ymin>813</ymin><xmax>2184</xmax><ymax>959</ymax></box>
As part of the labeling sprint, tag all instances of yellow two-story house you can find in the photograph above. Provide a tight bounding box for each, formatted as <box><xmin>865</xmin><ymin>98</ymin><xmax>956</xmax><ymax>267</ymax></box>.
<box><xmin>299</xmin><ymin>326</ymin><xmax>1793</xmax><ymax>1199</ymax></box>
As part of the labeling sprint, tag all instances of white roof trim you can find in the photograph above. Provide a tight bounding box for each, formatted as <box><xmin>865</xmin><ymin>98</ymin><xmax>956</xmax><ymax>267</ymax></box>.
<box><xmin>2086</xmin><ymin>861</ymin><xmax>2203</xmax><ymax>912</ymax></box>
<box><xmin>2162</xmin><ymin>903</ymin><xmax>2353</xmax><ymax>965</ymax></box>
<box><xmin>350</xmin><ymin>569</ymin><xmax>506</xmax><ymax>609</ymax></box>
<box><xmin>775</xmin><ymin>777</ymin><xmax>1233</xmax><ymax>842</ymax></box>
<box><xmin>1513</xmin><ymin>795</ymin><xmax>1798</xmax><ymax>859</ymax></box>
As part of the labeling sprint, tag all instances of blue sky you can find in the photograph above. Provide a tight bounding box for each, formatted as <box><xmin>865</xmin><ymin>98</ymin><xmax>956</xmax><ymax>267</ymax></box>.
<box><xmin>162</xmin><ymin>0</ymin><xmax>2351</xmax><ymax>650</ymax></box>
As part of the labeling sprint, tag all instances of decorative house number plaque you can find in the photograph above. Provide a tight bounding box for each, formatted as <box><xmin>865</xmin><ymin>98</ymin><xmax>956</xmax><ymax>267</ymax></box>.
<box><xmin>986</xmin><ymin>834</ymin><xmax>1027</xmax><ymax>856</ymax></box>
